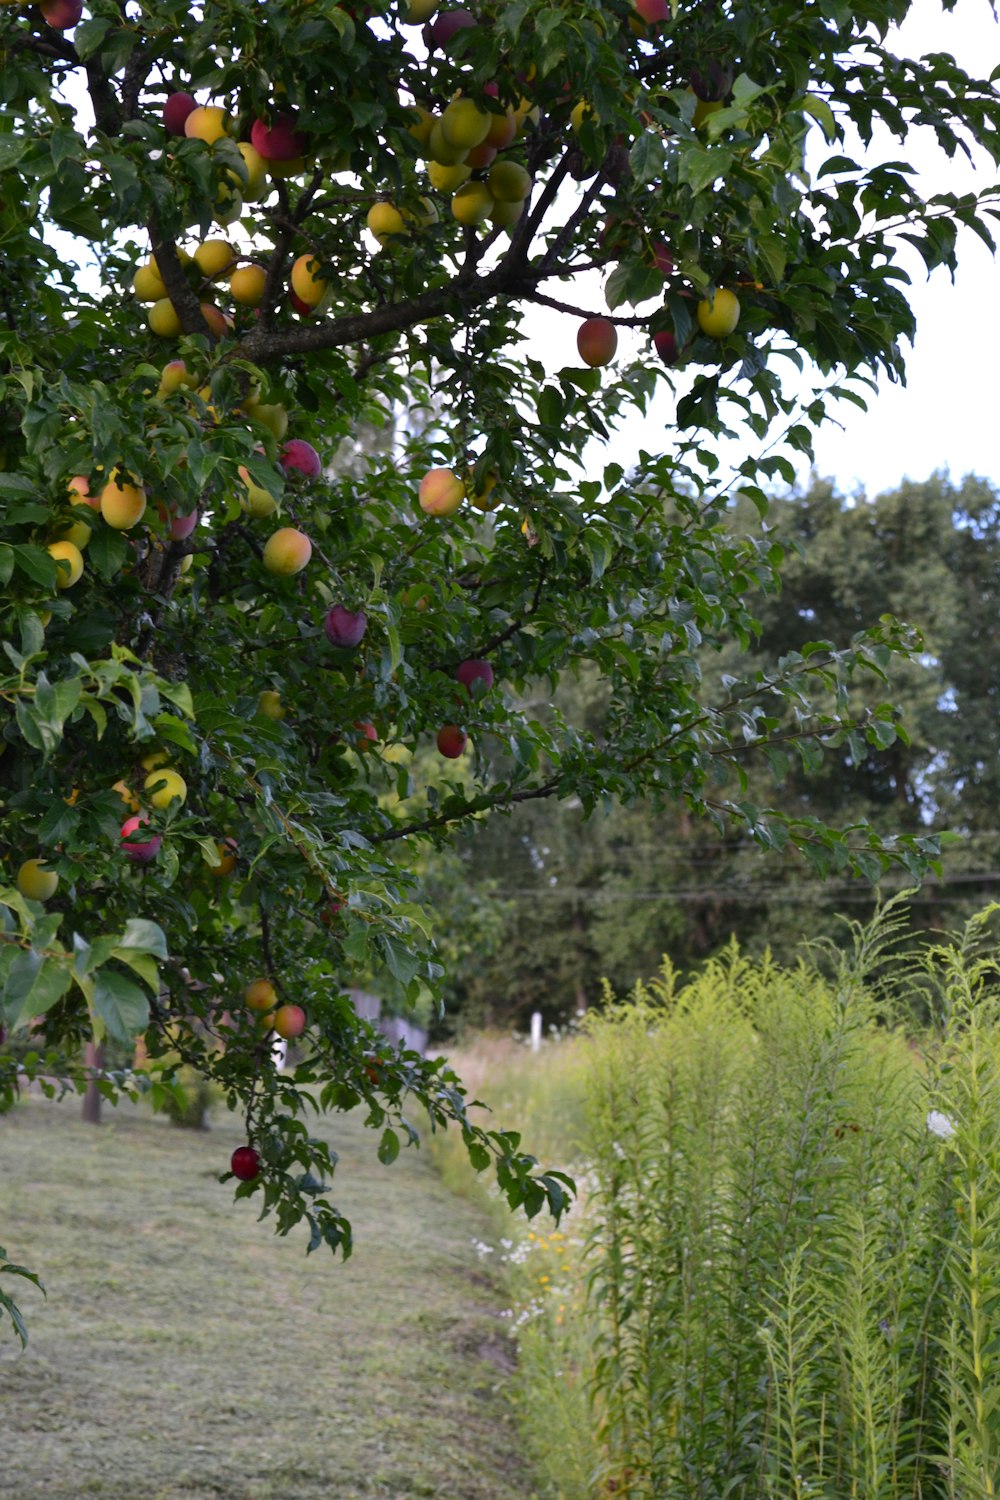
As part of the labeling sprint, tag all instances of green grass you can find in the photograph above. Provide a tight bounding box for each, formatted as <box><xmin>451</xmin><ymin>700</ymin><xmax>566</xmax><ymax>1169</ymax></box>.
<box><xmin>0</xmin><ymin>1093</ymin><xmax>533</xmax><ymax>1500</ymax></box>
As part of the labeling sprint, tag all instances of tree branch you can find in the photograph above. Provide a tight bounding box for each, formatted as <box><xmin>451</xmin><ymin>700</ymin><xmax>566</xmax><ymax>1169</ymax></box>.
<box><xmin>519</xmin><ymin>288</ymin><xmax>651</xmax><ymax>326</ymax></box>
<box><xmin>472</xmin><ymin>559</ymin><xmax>549</xmax><ymax>660</ymax></box>
<box><xmin>504</xmin><ymin>145</ymin><xmax>575</xmax><ymax>269</ymax></box>
<box><xmin>538</xmin><ymin>164</ymin><xmax>609</xmax><ymax>275</ymax></box>
<box><xmin>148</xmin><ymin>219</ymin><xmax>213</xmax><ymax>337</ymax></box>
<box><xmin>371</xmin><ymin>777</ymin><xmax>561</xmax><ymax>844</ymax></box>
<box><xmin>231</xmin><ymin>141</ymin><xmax>608</xmax><ymax>368</ymax></box>
<box><xmin>84</xmin><ymin>55</ymin><xmax>123</xmax><ymax>138</ymax></box>
<box><xmin>259</xmin><ymin>170</ymin><xmax>326</xmax><ymax>329</ymax></box>
<box><xmin>617</xmin><ymin>651</ymin><xmax>885</xmax><ymax>782</ymax></box>
<box><xmin>236</xmin><ymin>253</ymin><xmax>596</xmax><ymax>365</ymax></box>
<box><xmin>120</xmin><ymin>41</ymin><xmax>152</xmax><ymax>123</ymax></box>
<box><xmin>5</xmin><ymin>32</ymin><xmax>76</xmax><ymax>62</ymax></box>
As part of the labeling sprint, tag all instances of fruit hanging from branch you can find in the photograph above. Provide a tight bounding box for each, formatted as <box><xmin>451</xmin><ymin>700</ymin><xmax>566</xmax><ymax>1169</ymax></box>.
<box><xmin>230</xmin><ymin>1146</ymin><xmax>262</xmax><ymax>1182</ymax></box>
<box><xmin>577</xmin><ymin>317</ymin><xmax>618</xmax><ymax>368</ymax></box>
<box><xmin>0</xmin><ymin>0</ymin><xmax>993</xmax><ymax>1344</ymax></box>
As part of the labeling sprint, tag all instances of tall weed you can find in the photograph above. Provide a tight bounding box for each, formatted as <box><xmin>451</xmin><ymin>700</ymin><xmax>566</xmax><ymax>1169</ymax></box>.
<box><xmin>445</xmin><ymin>902</ymin><xmax>1000</xmax><ymax>1500</ymax></box>
<box><xmin>582</xmin><ymin>901</ymin><xmax>955</xmax><ymax>1500</ymax></box>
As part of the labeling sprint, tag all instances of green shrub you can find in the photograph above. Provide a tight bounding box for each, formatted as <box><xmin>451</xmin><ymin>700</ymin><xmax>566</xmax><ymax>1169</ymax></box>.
<box><xmin>154</xmin><ymin>1062</ymin><xmax>220</xmax><ymax>1130</ymax></box>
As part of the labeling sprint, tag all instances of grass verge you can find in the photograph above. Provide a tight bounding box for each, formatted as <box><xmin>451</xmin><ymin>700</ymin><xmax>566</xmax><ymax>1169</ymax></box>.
<box><xmin>0</xmin><ymin>1093</ymin><xmax>533</xmax><ymax>1500</ymax></box>
<box><xmin>427</xmin><ymin>1034</ymin><xmax>599</xmax><ymax>1500</ymax></box>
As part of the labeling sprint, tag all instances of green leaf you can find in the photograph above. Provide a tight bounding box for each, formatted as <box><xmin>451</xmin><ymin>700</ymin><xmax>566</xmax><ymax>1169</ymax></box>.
<box><xmin>12</xmin><ymin>545</ymin><xmax>57</xmax><ymax>587</ymax></box>
<box><xmin>92</xmin><ymin>970</ymin><xmax>150</xmax><ymax>1043</ymax></box>
<box><xmin>72</xmin><ymin>15</ymin><xmax>112</xmax><ymax>57</ymax></box>
<box><xmin>111</xmin><ymin>949</ymin><xmax>159</xmax><ymax>991</ymax></box>
<box><xmin>21</xmin><ymin>611</ymin><xmax>45</xmax><ymax>660</ymax></box>
<box><xmin>382</xmin><ymin>935</ymin><xmax>420</xmax><ymax>988</ymax></box>
<box><xmin>88</xmin><ymin>527</ymin><xmax>128</xmax><ymax>581</ymax></box>
<box><xmin>0</xmin><ymin>886</ymin><xmax>34</xmax><ymax>932</ymax></box>
<box><xmin>80</xmin><ymin>698</ymin><xmax>108</xmax><ymax>739</ymax></box>
<box><xmin>3</xmin><ymin>951</ymin><xmax>72</xmax><ymax>1031</ymax></box>
<box><xmin>868</xmin><ymin>717</ymin><xmax>897</xmax><ymax>749</ymax></box>
<box><xmin>377</xmin><ymin>1127</ymin><xmax>400</xmax><ymax>1165</ymax></box>
<box><xmin>541</xmin><ymin>1174</ymin><xmax>568</xmax><ymax>1219</ymax></box>
<box><xmin>0</xmin><ymin>475</ymin><xmax>37</xmax><ymax>496</ymax></box>
<box><xmin>196</xmin><ymin>836</ymin><xmax>225</xmax><ymax>869</ymax></box>
<box><xmin>604</xmin><ymin>263</ymin><xmax>632</xmax><ymax>312</ymax></box>
<box><xmin>384</xmin><ymin>624</ymin><xmax>402</xmax><ymax>675</ymax></box>
<box><xmin>467</xmin><ymin>1141</ymin><xmax>491</xmax><ymax>1172</ymax></box>
<box><xmin>0</xmin><ymin>1290</ymin><xmax>30</xmax><ymax>1350</ymax></box>
<box><xmin>755</xmin><ymin>233</ymin><xmax>787</xmax><ymax>285</ymax></box>
<box><xmin>764</xmin><ymin>746</ymin><xmax>791</xmax><ymax>783</ymax></box>
<box><xmin>4</xmin><ymin>503</ymin><xmax>51</xmax><ymax>525</ymax></box>
<box><xmin>536</xmin><ymin>385</ymin><xmax>563</xmax><ymax>428</ymax></box>
<box><xmin>15</xmin><ymin>700</ymin><xmax>51</xmax><ymax>755</ymax></box>
<box><xmin>39</xmin><ymin>674</ymin><xmax>83</xmax><ymax>728</ymax></box>
<box><xmin>73</xmin><ymin>934</ymin><xmax>114</xmax><ymax>979</ymax></box>
<box><xmin>583</xmin><ymin>532</ymin><xmax>613</xmax><ymax>580</ymax></box>
<box><xmin>853</xmin><ymin>850</ymin><xmax>884</xmax><ymax>885</ymax></box>
<box><xmin>679</xmin><ymin>147</ymin><xmax>733</xmax><ymax>195</ymax></box>
<box><xmin>160</xmin><ymin>681</ymin><xmax>196</xmax><ymax>720</ymax></box>
<box><xmin>17</xmin><ymin>673</ymin><xmax>82</xmax><ymax>759</ymax></box>
<box><xmin>36</xmin><ymin>799</ymin><xmax>81</xmax><ymax>845</ymax></box>
<box><xmin>49</xmin><ymin>126</ymin><xmax>83</xmax><ymax>171</ymax></box>
<box><xmin>0</xmin><ymin>138</ymin><xmax>30</xmax><ymax>172</ymax></box>
<box><xmin>0</xmin><ymin>1248</ymin><xmax>45</xmax><ymax>1349</ymax></box>
<box><xmin>152</xmin><ymin>711</ymin><xmax>197</xmax><ymax>754</ymax></box>
<box><xmin>118</xmin><ymin>918</ymin><xmax>169</xmax><ymax>961</ymax></box>
<box><xmin>801</xmin><ymin>94</ymin><xmax>838</xmax><ymax>142</ymax></box>
<box><xmin>629</xmin><ymin>132</ymin><xmax>665</xmax><ymax>186</ymax></box>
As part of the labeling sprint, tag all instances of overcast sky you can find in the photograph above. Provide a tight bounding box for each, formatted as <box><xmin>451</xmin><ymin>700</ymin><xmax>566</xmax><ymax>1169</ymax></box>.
<box><xmin>776</xmin><ymin>0</ymin><xmax>1000</xmax><ymax>496</ymax></box>
<box><xmin>815</xmin><ymin>0</ymin><xmax>1000</xmax><ymax>497</ymax></box>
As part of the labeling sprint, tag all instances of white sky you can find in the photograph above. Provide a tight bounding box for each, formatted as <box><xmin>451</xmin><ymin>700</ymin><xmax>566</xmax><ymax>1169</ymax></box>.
<box><xmin>775</xmin><ymin>0</ymin><xmax>1000</xmax><ymax>496</ymax></box>
<box><xmin>518</xmin><ymin>0</ymin><xmax>1000</xmax><ymax>500</ymax></box>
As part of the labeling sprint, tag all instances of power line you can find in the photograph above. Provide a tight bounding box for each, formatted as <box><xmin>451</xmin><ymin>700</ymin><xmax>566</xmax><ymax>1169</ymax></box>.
<box><xmin>466</xmin><ymin>833</ymin><xmax>1000</xmax><ymax>860</ymax></box>
<box><xmin>482</xmin><ymin>872</ymin><xmax>1000</xmax><ymax>904</ymax></box>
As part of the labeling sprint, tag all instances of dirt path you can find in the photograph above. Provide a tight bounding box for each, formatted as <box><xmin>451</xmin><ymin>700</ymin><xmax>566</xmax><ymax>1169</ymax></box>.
<box><xmin>0</xmin><ymin>1095</ymin><xmax>531</xmax><ymax>1500</ymax></box>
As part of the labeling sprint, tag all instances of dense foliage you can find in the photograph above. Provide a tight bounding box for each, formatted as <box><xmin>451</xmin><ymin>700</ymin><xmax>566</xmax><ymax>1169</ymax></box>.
<box><xmin>2</xmin><ymin>0</ymin><xmax>999</xmax><ymax>1334</ymax></box>
<box><xmin>437</xmin><ymin>473</ymin><xmax>1000</xmax><ymax>1025</ymax></box>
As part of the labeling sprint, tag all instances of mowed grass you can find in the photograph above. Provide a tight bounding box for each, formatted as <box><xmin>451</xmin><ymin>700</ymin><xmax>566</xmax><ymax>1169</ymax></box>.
<box><xmin>0</xmin><ymin>1094</ymin><xmax>532</xmax><ymax>1500</ymax></box>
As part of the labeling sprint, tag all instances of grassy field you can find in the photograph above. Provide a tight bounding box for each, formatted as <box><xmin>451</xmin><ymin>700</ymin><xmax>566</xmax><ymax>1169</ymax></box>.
<box><xmin>0</xmin><ymin>1092</ymin><xmax>533</xmax><ymax>1500</ymax></box>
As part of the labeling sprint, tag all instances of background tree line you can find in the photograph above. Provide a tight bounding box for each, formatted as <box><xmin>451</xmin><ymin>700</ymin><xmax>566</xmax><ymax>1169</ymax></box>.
<box><xmin>426</xmin><ymin>470</ymin><xmax>1000</xmax><ymax>1032</ymax></box>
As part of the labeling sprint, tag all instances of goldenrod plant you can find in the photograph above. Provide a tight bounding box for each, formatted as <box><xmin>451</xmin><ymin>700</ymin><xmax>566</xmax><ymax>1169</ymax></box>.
<box><xmin>454</xmin><ymin>902</ymin><xmax>1000</xmax><ymax>1499</ymax></box>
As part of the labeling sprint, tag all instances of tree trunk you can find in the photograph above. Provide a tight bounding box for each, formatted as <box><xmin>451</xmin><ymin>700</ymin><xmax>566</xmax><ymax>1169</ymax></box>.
<box><xmin>81</xmin><ymin>1040</ymin><xmax>104</xmax><ymax>1125</ymax></box>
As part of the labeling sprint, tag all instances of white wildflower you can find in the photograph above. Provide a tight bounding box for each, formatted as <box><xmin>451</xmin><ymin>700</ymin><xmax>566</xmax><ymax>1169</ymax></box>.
<box><xmin>927</xmin><ymin>1109</ymin><xmax>956</xmax><ymax>1139</ymax></box>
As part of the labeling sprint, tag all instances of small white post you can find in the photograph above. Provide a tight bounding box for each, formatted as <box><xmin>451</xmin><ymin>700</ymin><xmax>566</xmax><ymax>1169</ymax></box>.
<box><xmin>530</xmin><ymin>1011</ymin><xmax>542</xmax><ymax>1053</ymax></box>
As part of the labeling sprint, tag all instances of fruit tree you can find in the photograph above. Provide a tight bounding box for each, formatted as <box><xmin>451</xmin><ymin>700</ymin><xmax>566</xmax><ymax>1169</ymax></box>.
<box><xmin>2</xmin><ymin>0</ymin><xmax>999</xmax><ymax>1341</ymax></box>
